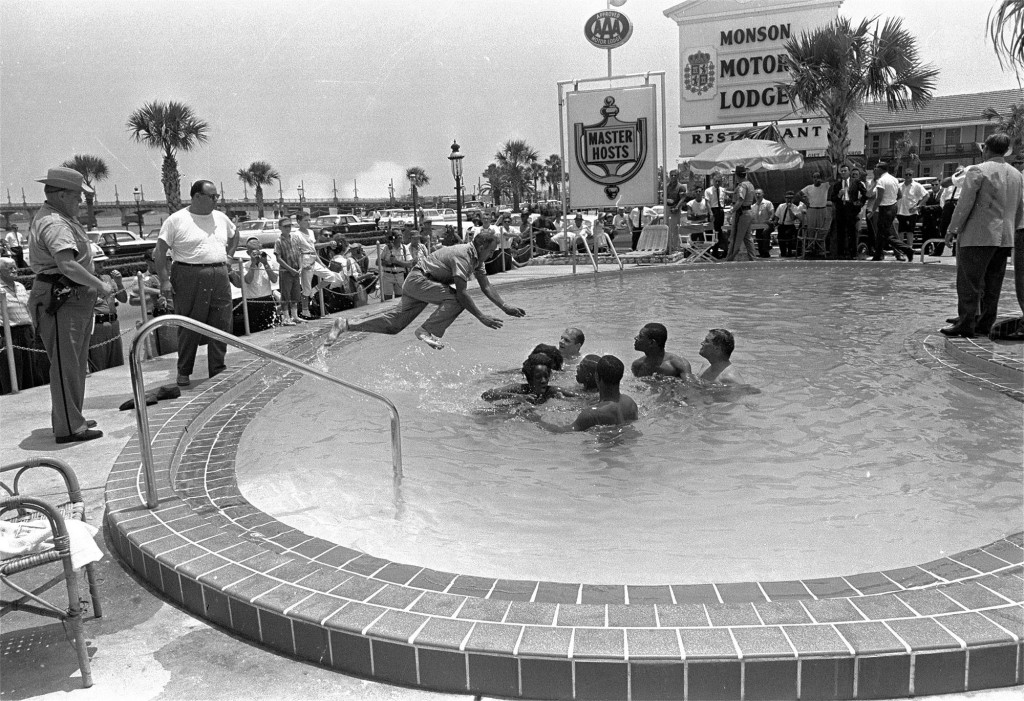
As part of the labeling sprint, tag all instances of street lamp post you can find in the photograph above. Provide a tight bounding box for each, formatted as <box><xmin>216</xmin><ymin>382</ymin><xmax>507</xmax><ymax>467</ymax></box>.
<box><xmin>448</xmin><ymin>141</ymin><xmax>464</xmax><ymax>240</ymax></box>
<box><xmin>297</xmin><ymin>182</ymin><xmax>305</xmax><ymax>205</ymax></box>
<box><xmin>132</xmin><ymin>187</ymin><xmax>144</xmax><ymax>236</ymax></box>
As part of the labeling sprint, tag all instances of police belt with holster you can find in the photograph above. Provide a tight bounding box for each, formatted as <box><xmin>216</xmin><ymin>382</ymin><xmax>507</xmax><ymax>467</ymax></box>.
<box><xmin>35</xmin><ymin>272</ymin><xmax>84</xmax><ymax>315</ymax></box>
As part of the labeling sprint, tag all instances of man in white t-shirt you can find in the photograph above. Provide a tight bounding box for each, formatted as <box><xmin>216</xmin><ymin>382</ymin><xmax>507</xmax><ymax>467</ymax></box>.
<box><xmin>866</xmin><ymin>162</ymin><xmax>914</xmax><ymax>261</ymax></box>
<box><xmin>155</xmin><ymin>179</ymin><xmax>238</xmax><ymax>386</ymax></box>
<box><xmin>896</xmin><ymin>173</ymin><xmax>928</xmax><ymax>251</ymax></box>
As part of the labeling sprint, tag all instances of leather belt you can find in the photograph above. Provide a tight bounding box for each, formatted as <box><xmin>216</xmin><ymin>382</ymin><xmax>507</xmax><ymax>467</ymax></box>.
<box><xmin>808</xmin><ymin>206</ymin><xmax>826</xmax><ymax>209</ymax></box>
<box><xmin>95</xmin><ymin>313</ymin><xmax>117</xmax><ymax>324</ymax></box>
<box><xmin>175</xmin><ymin>261</ymin><xmax>226</xmax><ymax>267</ymax></box>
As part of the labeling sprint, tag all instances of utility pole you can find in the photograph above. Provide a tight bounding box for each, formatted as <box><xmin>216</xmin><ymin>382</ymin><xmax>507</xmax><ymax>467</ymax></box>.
<box><xmin>21</xmin><ymin>188</ymin><xmax>26</xmax><ymax>206</ymax></box>
<box><xmin>332</xmin><ymin>179</ymin><xmax>339</xmax><ymax>202</ymax></box>
<box><xmin>114</xmin><ymin>184</ymin><xmax>120</xmax><ymax>205</ymax></box>
<box><xmin>353</xmin><ymin>179</ymin><xmax>358</xmax><ymax>200</ymax></box>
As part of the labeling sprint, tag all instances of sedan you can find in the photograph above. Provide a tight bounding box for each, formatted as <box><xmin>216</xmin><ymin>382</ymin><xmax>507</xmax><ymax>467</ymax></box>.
<box><xmin>88</xmin><ymin>229</ymin><xmax>158</xmax><ymax>257</ymax></box>
<box><xmin>235</xmin><ymin>219</ymin><xmax>282</xmax><ymax>248</ymax></box>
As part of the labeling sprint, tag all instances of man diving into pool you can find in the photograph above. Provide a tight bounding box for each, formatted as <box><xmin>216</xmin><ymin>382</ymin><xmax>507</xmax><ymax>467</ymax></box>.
<box><xmin>631</xmin><ymin>323</ymin><xmax>693</xmax><ymax>378</ymax></box>
<box><xmin>325</xmin><ymin>232</ymin><xmax>525</xmax><ymax>350</ymax></box>
<box><xmin>530</xmin><ymin>355</ymin><xmax>638</xmax><ymax>431</ymax></box>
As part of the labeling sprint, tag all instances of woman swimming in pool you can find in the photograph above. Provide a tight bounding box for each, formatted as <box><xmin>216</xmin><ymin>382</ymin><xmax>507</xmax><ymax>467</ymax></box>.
<box><xmin>482</xmin><ymin>353</ymin><xmax>577</xmax><ymax>405</ymax></box>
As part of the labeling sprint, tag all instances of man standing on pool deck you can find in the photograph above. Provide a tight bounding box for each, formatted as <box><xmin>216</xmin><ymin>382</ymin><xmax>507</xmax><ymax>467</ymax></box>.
<box><xmin>155</xmin><ymin>180</ymin><xmax>238</xmax><ymax>387</ymax></box>
<box><xmin>632</xmin><ymin>322</ymin><xmax>692</xmax><ymax>378</ymax></box>
<box><xmin>325</xmin><ymin>232</ymin><xmax>525</xmax><ymax>350</ymax></box>
<box><xmin>942</xmin><ymin>133</ymin><xmax>1024</xmax><ymax>339</ymax></box>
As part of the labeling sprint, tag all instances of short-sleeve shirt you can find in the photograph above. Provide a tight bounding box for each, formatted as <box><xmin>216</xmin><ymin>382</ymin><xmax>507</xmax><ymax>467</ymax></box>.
<box><xmin>897</xmin><ymin>181</ymin><xmax>927</xmax><ymax>216</ymax></box>
<box><xmin>295</xmin><ymin>229</ymin><xmax>317</xmax><ymax>260</ymax></box>
<box><xmin>1</xmin><ymin>281</ymin><xmax>31</xmax><ymax>325</ymax></box>
<box><xmin>28</xmin><ymin>202</ymin><xmax>94</xmax><ymax>276</ymax></box>
<box><xmin>801</xmin><ymin>183</ymin><xmax>829</xmax><ymax>208</ymax></box>
<box><xmin>274</xmin><ymin>234</ymin><xmax>302</xmax><ymax>270</ymax></box>
<box><xmin>734</xmin><ymin>181</ymin><xmax>755</xmax><ymax>208</ymax></box>
<box><xmin>241</xmin><ymin>259</ymin><xmax>274</xmax><ymax>297</ymax></box>
<box><xmin>416</xmin><ymin>243</ymin><xmax>483</xmax><ymax>284</ymax></box>
<box><xmin>874</xmin><ymin>173</ymin><xmax>901</xmax><ymax>206</ymax></box>
<box><xmin>159</xmin><ymin>208</ymin><xmax>234</xmax><ymax>264</ymax></box>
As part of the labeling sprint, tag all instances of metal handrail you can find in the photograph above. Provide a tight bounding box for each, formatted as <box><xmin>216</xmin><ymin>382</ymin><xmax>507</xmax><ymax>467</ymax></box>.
<box><xmin>128</xmin><ymin>314</ymin><xmax>402</xmax><ymax>508</ymax></box>
<box><xmin>919</xmin><ymin>237</ymin><xmax>947</xmax><ymax>263</ymax></box>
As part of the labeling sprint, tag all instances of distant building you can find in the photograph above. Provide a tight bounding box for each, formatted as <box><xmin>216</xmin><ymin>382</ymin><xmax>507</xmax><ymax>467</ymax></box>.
<box><xmin>857</xmin><ymin>88</ymin><xmax>1024</xmax><ymax>178</ymax></box>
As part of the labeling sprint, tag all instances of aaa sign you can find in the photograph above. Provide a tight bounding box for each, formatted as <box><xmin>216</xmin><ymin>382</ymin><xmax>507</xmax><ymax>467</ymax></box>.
<box><xmin>584</xmin><ymin>11</ymin><xmax>633</xmax><ymax>49</ymax></box>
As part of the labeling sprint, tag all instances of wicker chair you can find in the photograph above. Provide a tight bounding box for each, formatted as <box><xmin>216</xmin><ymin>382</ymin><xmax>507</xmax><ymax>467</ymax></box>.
<box><xmin>1</xmin><ymin>457</ymin><xmax>103</xmax><ymax>688</ymax></box>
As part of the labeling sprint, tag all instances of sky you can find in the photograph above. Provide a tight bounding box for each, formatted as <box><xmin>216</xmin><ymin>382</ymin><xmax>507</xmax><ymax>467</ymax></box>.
<box><xmin>1</xmin><ymin>0</ymin><xmax>1021</xmax><ymax>203</ymax></box>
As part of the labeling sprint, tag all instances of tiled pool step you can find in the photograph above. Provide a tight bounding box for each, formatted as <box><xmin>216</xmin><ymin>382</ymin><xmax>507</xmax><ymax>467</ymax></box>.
<box><xmin>106</xmin><ymin>328</ymin><xmax>1024</xmax><ymax>699</ymax></box>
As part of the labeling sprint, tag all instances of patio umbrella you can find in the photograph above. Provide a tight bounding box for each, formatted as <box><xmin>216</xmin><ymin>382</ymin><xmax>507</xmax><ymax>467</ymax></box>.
<box><xmin>686</xmin><ymin>138</ymin><xmax>804</xmax><ymax>175</ymax></box>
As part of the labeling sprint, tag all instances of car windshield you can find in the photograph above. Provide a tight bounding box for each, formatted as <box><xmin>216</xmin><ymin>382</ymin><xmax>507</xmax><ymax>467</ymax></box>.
<box><xmin>313</xmin><ymin>217</ymin><xmax>337</xmax><ymax>226</ymax></box>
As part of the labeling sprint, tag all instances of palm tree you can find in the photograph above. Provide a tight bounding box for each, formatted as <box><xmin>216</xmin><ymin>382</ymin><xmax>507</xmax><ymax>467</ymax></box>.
<box><xmin>528</xmin><ymin>162</ymin><xmax>546</xmax><ymax>205</ymax></box>
<box><xmin>60</xmin><ymin>154</ymin><xmax>108</xmax><ymax>227</ymax></box>
<box><xmin>405</xmin><ymin>166</ymin><xmax>429</xmax><ymax>227</ymax></box>
<box><xmin>237</xmin><ymin>162</ymin><xmax>281</xmax><ymax>219</ymax></box>
<box><xmin>892</xmin><ymin>131</ymin><xmax>920</xmax><ymax>176</ymax></box>
<box><xmin>544</xmin><ymin>154</ymin><xmax>563</xmax><ymax>199</ymax></box>
<box><xmin>988</xmin><ymin>0</ymin><xmax>1024</xmax><ymax>71</ymax></box>
<box><xmin>495</xmin><ymin>139</ymin><xmax>538</xmax><ymax>211</ymax></box>
<box><xmin>984</xmin><ymin>103</ymin><xmax>1024</xmax><ymax>163</ymax></box>
<box><xmin>126</xmin><ymin>101</ymin><xmax>209</xmax><ymax>211</ymax></box>
<box><xmin>783</xmin><ymin>17</ymin><xmax>937</xmax><ymax>172</ymax></box>
<box><xmin>481</xmin><ymin>163</ymin><xmax>502</xmax><ymax>206</ymax></box>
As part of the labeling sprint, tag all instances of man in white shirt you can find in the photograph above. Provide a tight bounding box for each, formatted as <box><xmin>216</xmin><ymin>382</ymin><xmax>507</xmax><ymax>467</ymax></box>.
<box><xmin>749</xmin><ymin>189</ymin><xmax>775</xmax><ymax>258</ymax></box>
<box><xmin>230</xmin><ymin>237</ymin><xmax>279</xmax><ymax>332</ymax></box>
<box><xmin>866</xmin><ymin>161</ymin><xmax>914</xmax><ymax>262</ymax></box>
<box><xmin>294</xmin><ymin>211</ymin><xmax>318</xmax><ymax>319</ymax></box>
<box><xmin>703</xmin><ymin>174</ymin><xmax>727</xmax><ymax>256</ymax></box>
<box><xmin>799</xmin><ymin>171</ymin><xmax>832</xmax><ymax>257</ymax></box>
<box><xmin>896</xmin><ymin>173</ymin><xmax>928</xmax><ymax>251</ymax></box>
<box><xmin>552</xmin><ymin>212</ymin><xmax>592</xmax><ymax>252</ymax></box>
<box><xmin>771</xmin><ymin>191</ymin><xmax>803</xmax><ymax>257</ymax></box>
<box><xmin>155</xmin><ymin>179</ymin><xmax>238</xmax><ymax>386</ymax></box>
<box><xmin>611</xmin><ymin>208</ymin><xmax>631</xmax><ymax>240</ymax></box>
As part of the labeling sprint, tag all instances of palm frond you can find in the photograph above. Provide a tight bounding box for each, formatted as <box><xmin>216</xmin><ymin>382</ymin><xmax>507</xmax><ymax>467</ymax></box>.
<box><xmin>988</xmin><ymin>0</ymin><xmax>1024</xmax><ymax>70</ymax></box>
<box><xmin>60</xmin><ymin>154</ymin><xmax>109</xmax><ymax>185</ymax></box>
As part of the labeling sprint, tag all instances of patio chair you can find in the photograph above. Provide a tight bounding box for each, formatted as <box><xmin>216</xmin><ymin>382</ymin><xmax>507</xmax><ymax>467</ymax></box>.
<box><xmin>1</xmin><ymin>457</ymin><xmax>103</xmax><ymax>688</ymax></box>
<box><xmin>620</xmin><ymin>225</ymin><xmax>670</xmax><ymax>263</ymax></box>
<box><xmin>679</xmin><ymin>223</ymin><xmax>718</xmax><ymax>264</ymax></box>
<box><xmin>799</xmin><ymin>224</ymin><xmax>829</xmax><ymax>259</ymax></box>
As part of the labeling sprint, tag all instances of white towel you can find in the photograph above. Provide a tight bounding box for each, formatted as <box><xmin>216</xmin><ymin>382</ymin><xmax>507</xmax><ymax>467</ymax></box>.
<box><xmin>0</xmin><ymin>517</ymin><xmax>103</xmax><ymax>571</ymax></box>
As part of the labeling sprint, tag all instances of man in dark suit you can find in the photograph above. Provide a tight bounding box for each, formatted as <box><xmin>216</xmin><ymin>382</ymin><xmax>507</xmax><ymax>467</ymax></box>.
<box><xmin>942</xmin><ymin>133</ymin><xmax>1024</xmax><ymax>338</ymax></box>
<box><xmin>830</xmin><ymin>164</ymin><xmax>866</xmax><ymax>259</ymax></box>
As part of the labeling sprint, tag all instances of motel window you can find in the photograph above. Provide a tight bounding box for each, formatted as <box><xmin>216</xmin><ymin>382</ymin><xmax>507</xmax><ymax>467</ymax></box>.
<box><xmin>945</xmin><ymin>129</ymin><xmax>959</xmax><ymax>146</ymax></box>
<box><xmin>922</xmin><ymin>166</ymin><xmax>931</xmax><ymax>176</ymax></box>
<box><xmin>923</xmin><ymin>131</ymin><xmax>933</xmax><ymax>152</ymax></box>
<box><xmin>943</xmin><ymin>162</ymin><xmax>958</xmax><ymax>177</ymax></box>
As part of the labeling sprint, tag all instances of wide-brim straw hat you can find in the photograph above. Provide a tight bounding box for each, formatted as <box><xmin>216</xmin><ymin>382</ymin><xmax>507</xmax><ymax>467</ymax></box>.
<box><xmin>36</xmin><ymin>167</ymin><xmax>94</xmax><ymax>194</ymax></box>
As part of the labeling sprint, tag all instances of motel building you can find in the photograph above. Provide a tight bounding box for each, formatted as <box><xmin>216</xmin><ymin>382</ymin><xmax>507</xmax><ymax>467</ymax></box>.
<box><xmin>663</xmin><ymin>0</ymin><xmax>1024</xmax><ymax>193</ymax></box>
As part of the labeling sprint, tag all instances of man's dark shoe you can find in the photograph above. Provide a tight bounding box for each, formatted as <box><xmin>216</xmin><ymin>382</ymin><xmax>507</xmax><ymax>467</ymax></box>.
<box><xmin>940</xmin><ymin>325</ymin><xmax>975</xmax><ymax>339</ymax></box>
<box><xmin>86</xmin><ymin>419</ymin><xmax>97</xmax><ymax>428</ymax></box>
<box><xmin>871</xmin><ymin>256</ymin><xmax>883</xmax><ymax>261</ymax></box>
<box><xmin>56</xmin><ymin>429</ymin><xmax>103</xmax><ymax>444</ymax></box>
<box><xmin>176</xmin><ymin>374</ymin><xmax>191</xmax><ymax>386</ymax></box>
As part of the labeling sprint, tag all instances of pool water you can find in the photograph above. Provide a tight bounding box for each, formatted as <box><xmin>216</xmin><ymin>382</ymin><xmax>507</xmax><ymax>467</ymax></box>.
<box><xmin>237</xmin><ymin>265</ymin><xmax>1023</xmax><ymax>585</ymax></box>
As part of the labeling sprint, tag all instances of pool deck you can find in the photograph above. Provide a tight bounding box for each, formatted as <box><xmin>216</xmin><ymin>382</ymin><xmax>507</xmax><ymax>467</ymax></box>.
<box><xmin>2</xmin><ymin>257</ymin><xmax>1023</xmax><ymax>701</ymax></box>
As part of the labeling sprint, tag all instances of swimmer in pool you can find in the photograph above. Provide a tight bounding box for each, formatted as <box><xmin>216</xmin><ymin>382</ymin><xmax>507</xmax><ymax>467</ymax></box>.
<box><xmin>631</xmin><ymin>322</ymin><xmax>693</xmax><ymax>379</ymax></box>
<box><xmin>530</xmin><ymin>343</ymin><xmax>564</xmax><ymax>371</ymax></box>
<box><xmin>531</xmin><ymin>355</ymin><xmax>638</xmax><ymax>431</ymax></box>
<box><xmin>557</xmin><ymin>327</ymin><xmax>585</xmax><ymax>360</ymax></box>
<box><xmin>482</xmin><ymin>353</ymin><xmax>576</xmax><ymax>405</ymax></box>
<box><xmin>696</xmin><ymin>328</ymin><xmax>744</xmax><ymax>386</ymax></box>
<box><xmin>575</xmin><ymin>353</ymin><xmax>600</xmax><ymax>391</ymax></box>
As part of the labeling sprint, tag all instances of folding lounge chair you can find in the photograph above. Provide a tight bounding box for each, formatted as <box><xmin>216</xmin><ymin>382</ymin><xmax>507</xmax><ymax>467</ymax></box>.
<box><xmin>1</xmin><ymin>458</ymin><xmax>103</xmax><ymax>688</ymax></box>
<box><xmin>620</xmin><ymin>225</ymin><xmax>669</xmax><ymax>263</ymax></box>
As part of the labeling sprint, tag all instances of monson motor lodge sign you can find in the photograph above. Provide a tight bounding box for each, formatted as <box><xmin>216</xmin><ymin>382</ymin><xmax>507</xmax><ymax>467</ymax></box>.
<box><xmin>686</xmin><ymin>23</ymin><xmax>794</xmax><ymax>113</ymax></box>
<box><xmin>669</xmin><ymin>0</ymin><xmax>843</xmax><ymax>129</ymax></box>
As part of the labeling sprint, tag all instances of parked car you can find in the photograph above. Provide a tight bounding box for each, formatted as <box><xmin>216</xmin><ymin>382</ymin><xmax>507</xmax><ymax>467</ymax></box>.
<box><xmin>87</xmin><ymin>229</ymin><xmax>157</xmax><ymax>257</ymax></box>
<box><xmin>379</xmin><ymin>209</ymin><xmax>415</xmax><ymax>228</ymax></box>
<box><xmin>89</xmin><ymin>241</ymin><xmax>109</xmax><ymax>264</ymax></box>
<box><xmin>235</xmin><ymin>219</ymin><xmax>282</xmax><ymax>248</ymax></box>
<box><xmin>311</xmin><ymin>214</ymin><xmax>378</xmax><ymax>236</ymax></box>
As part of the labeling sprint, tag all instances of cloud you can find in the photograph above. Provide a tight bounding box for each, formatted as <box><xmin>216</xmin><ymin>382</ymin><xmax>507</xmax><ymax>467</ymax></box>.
<box><xmin>348</xmin><ymin>161</ymin><xmax>420</xmax><ymax>199</ymax></box>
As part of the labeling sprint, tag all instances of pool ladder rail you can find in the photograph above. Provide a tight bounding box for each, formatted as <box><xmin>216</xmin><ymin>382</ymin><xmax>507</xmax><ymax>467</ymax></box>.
<box><xmin>128</xmin><ymin>314</ymin><xmax>403</xmax><ymax>509</ymax></box>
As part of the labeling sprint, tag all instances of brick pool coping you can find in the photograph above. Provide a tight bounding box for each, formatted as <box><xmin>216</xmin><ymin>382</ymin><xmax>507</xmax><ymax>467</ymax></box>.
<box><xmin>106</xmin><ymin>273</ymin><xmax>1024</xmax><ymax>700</ymax></box>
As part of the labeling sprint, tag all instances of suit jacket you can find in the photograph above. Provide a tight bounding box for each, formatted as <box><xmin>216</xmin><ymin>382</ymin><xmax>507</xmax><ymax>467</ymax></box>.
<box><xmin>948</xmin><ymin>157</ymin><xmax>1024</xmax><ymax>247</ymax></box>
<box><xmin>830</xmin><ymin>178</ymin><xmax>866</xmax><ymax>210</ymax></box>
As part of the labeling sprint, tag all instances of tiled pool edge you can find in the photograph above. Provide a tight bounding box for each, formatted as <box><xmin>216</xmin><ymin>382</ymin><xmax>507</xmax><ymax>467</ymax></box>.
<box><xmin>106</xmin><ymin>318</ymin><xmax>1024</xmax><ymax>700</ymax></box>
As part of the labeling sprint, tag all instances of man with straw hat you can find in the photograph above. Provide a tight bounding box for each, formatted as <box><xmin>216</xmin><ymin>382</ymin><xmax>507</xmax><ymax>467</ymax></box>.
<box><xmin>27</xmin><ymin>166</ymin><xmax>117</xmax><ymax>443</ymax></box>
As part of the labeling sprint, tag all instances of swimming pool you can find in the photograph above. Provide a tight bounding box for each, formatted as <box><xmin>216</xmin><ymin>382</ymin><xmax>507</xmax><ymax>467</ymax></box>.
<box><xmin>237</xmin><ymin>265</ymin><xmax>1023</xmax><ymax>585</ymax></box>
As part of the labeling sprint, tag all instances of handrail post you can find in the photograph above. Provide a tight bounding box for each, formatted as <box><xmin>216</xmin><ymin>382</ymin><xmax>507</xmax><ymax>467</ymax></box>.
<box><xmin>129</xmin><ymin>314</ymin><xmax>403</xmax><ymax>510</ymax></box>
<box><xmin>135</xmin><ymin>271</ymin><xmax>157</xmax><ymax>359</ymax></box>
<box><xmin>1</xmin><ymin>290</ymin><xmax>18</xmax><ymax>394</ymax></box>
<box><xmin>237</xmin><ymin>259</ymin><xmax>250</xmax><ymax>335</ymax></box>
